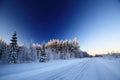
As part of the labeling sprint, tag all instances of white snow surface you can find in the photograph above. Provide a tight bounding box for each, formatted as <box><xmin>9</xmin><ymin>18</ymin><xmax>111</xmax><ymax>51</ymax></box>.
<box><xmin>0</xmin><ymin>58</ymin><xmax>120</xmax><ymax>80</ymax></box>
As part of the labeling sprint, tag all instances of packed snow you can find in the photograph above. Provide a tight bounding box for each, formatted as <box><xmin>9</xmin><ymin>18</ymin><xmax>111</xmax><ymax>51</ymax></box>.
<box><xmin>0</xmin><ymin>58</ymin><xmax>120</xmax><ymax>80</ymax></box>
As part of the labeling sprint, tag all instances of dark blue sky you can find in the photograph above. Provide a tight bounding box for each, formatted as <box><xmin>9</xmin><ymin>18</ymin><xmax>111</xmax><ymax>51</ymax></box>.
<box><xmin>0</xmin><ymin>0</ymin><xmax>91</xmax><ymax>41</ymax></box>
<box><xmin>0</xmin><ymin>0</ymin><xmax>120</xmax><ymax>55</ymax></box>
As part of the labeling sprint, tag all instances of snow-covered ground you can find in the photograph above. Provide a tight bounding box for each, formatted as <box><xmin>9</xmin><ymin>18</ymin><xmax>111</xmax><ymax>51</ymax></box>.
<box><xmin>0</xmin><ymin>58</ymin><xmax>120</xmax><ymax>80</ymax></box>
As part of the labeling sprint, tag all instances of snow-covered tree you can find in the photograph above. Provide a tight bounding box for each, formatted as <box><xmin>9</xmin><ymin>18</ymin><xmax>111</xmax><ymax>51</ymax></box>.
<box><xmin>17</xmin><ymin>45</ymin><xmax>26</xmax><ymax>63</ymax></box>
<box><xmin>44</xmin><ymin>38</ymin><xmax>80</xmax><ymax>60</ymax></box>
<box><xmin>1</xmin><ymin>44</ymin><xmax>10</xmax><ymax>64</ymax></box>
<box><xmin>8</xmin><ymin>32</ymin><xmax>18</xmax><ymax>64</ymax></box>
<box><xmin>18</xmin><ymin>45</ymin><xmax>36</xmax><ymax>63</ymax></box>
<box><xmin>40</xmin><ymin>44</ymin><xmax>47</xmax><ymax>62</ymax></box>
<box><xmin>0</xmin><ymin>39</ymin><xmax>7</xmax><ymax>59</ymax></box>
<box><xmin>33</xmin><ymin>43</ymin><xmax>41</xmax><ymax>59</ymax></box>
<box><xmin>29</xmin><ymin>43</ymin><xmax>37</xmax><ymax>62</ymax></box>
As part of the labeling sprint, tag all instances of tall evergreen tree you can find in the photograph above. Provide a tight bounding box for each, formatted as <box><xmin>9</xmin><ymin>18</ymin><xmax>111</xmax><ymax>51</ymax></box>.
<box><xmin>40</xmin><ymin>44</ymin><xmax>47</xmax><ymax>62</ymax></box>
<box><xmin>8</xmin><ymin>32</ymin><xmax>18</xmax><ymax>64</ymax></box>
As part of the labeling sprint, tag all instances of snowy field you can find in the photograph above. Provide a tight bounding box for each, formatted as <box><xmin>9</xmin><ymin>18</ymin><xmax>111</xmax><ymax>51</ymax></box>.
<box><xmin>0</xmin><ymin>58</ymin><xmax>120</xmax><ymax>80</ymax></box>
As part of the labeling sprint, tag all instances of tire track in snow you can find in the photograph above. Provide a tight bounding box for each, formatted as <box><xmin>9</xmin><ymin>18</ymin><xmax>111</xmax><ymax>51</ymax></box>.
<box><xmin>46</xmin><ymin>58</ymin><xmax>90</xmax><ymax>80</ymax></box>
<box><xmin>72</xmin><ymin>60</ymin><xmax>90</xmax><ymax>80</ymax></box>
<box><xmin>96</xmin><ymin>58</ymin><xmax>120</xmax><ymax>80</ymax></box>
<box><xmin>23</xmin><ymin>60</ymin><xmax>83</xmax><ymax>80</ymax></box>
<box><xmin>44</xmin><ymin>61</ymin><xmax>85</xmax><ymax>80</ymax></box>
<box><xmin>0</xmin><ymin>59</ymin><xmax>83</xmax><ymax>80</ymax></box>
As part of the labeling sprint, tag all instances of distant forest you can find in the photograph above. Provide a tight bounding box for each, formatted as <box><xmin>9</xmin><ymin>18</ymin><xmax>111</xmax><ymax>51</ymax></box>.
<box><xmin>0</xmin><ymin>32</ymin><xmax>89</xmax><ymax>64</ymax></box>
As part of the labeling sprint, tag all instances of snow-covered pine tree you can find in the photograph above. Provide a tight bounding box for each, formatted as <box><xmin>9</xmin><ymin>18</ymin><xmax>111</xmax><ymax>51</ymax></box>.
<box><xmin>8</xmin><ymin>31</ymin><xmax>18</xmax><ymax>64</ymax></box>
<box><xmin>40</xmin><ymin>44</ymin><xmax>47</xmax><ymax>62</ymax></box>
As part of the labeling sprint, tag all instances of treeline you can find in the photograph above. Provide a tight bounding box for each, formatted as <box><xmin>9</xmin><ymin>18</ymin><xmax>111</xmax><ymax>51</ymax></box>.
<box><xmin>0</xmin><ymin>32</ymin><xmax>89</xmax><ymax>64</ymax></box>
<box><xmin>95</xmin><ymin>52</ymin><xmax>120</xmax><ymax>58</ymax></box>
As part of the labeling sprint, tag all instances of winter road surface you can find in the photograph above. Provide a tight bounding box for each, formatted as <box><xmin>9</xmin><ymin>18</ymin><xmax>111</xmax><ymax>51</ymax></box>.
<box><xmin>0</xmin><ymin>58</ymin><xmax>120</xmax><ymax>80</ymax></box>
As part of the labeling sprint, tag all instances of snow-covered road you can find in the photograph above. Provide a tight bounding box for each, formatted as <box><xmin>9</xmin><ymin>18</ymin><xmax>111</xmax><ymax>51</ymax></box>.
<box><xmin>0</xmin><ymin>58</ymin><xmax>120</xmax><ymax>80</ymax></box>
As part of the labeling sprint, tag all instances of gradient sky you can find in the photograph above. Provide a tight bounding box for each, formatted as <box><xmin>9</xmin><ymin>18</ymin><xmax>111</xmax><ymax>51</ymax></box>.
<box><xmin>0</xmin><ymin>0</ymin><xmax>120</xmax><ymax>55</ymax></box>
